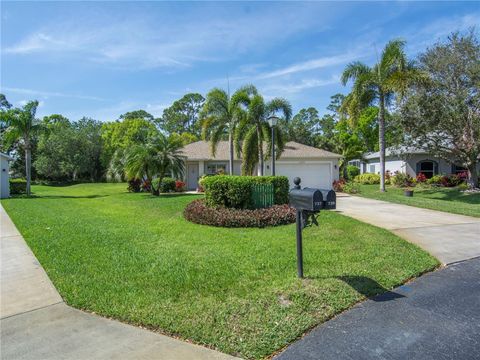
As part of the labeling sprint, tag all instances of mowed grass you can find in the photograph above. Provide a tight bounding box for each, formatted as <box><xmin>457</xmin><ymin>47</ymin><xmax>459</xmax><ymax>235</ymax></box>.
<box><xmin>2</xmin><ymin>184</ymin><xmax>438</xmax><ymax>359</ymax></box>
<box><xmin>356</xmin><ymin>184</ymin><xmax>480</xmax><ymax>218</ymax></box>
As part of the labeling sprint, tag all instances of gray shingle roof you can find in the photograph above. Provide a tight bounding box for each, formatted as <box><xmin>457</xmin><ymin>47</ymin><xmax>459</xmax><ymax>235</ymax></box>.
<box><xmin>181</xmin><ymin>141</ymin><xmax>342</xmax><ymax>161</ymax></box>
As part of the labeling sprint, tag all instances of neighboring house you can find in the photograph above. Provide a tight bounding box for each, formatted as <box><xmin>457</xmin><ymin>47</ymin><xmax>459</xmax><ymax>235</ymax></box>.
<box><xmin>181</xmin><ymin>141</ymin><xmax>341</xmax><ymax>191</ymax></box>
<box><xmin>350</xmin><ymin>146</ymin><xmax>479</xmax><ymax>178</ymax></box>
<box><xmin>0</xmin><ymin>152</ymin><xmax>14</xmax><ymax>199</ymax></box>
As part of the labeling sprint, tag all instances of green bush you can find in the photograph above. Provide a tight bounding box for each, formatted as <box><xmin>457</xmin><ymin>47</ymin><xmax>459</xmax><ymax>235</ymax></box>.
<box><xmin>346</xmin><ymin>165</ymin><xmax>360</xmax><ymax>180</ymax></box>
<box><xmin>354</xmin><ymin>173</ymin><xmax>380</xmax><ymax>185</ymax></box>
<box><xmin>391</xmin><ymin>173</ymin><xmax>415</xmax><ymax>187</ymax></box>
<box><xmin>10</xmin><ymin>179</ymin><xmax>27</xmax><ymax>195</ymax></box>
<box><xmin>201</xmin><ymin>175</ymin><xmax>289</xmax><ymax>209</ymax></box>
<box><xmin>427</xmin><ymin>175</ymin><xmax>443</xmax><ymax>185</ymax></box>
<box><xmin>159</xmin><ymin>177</ymin><xmax>176</xmax><ymax>193</ymax></box>
<box><xmin>343</xmin><ymin>182</ymin><xmax>360</xmax><ymax>194</ymax></box>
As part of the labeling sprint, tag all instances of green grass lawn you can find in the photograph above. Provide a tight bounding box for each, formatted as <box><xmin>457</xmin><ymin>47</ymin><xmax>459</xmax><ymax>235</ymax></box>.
<box><xmin>1</xmin><ymin>184</ymin><xmax>438</xmax><ymax>359</ymax></box>
<box><xmin>356</xmin><ymin>184</ymin><xmax>480</xmax><ymax>218</ymax></box>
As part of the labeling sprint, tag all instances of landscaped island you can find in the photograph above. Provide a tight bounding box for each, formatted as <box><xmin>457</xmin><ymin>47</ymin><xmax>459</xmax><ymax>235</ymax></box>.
<box><xmin>1</xmin><ymin>183</ymin><xmax>438</xmax><ymax>359</ymax></box>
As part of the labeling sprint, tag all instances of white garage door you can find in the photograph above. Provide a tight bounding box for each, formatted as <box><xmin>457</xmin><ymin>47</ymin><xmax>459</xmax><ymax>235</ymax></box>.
<box><xmin>276</xmin><ymin>162</ymin><xmax>332</xmax><ymax>190</ymax></box>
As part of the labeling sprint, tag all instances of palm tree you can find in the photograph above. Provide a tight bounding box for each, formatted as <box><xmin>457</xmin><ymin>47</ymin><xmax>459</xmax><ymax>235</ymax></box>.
<box><xmin>235</xmin><ymin>90</ymin><xmax>292</xmax><ymax>175</ymax></box>
<box><xmin>200</xmin><ymin>85</ymin><xmax>256</xmax><ymax>174</ymax></box>
<box><xmin>1</xmin><ymin>101</ymin><xmax>41</xmax><ymax>195</ymax></box>
<box><xmin>124</xmin><ymin>134</ymin><xmax>185</xmax><ymax>195</ymax></box>
<box><xmin>341</xmin><ymin>39</ymin><xmax>419</xmax><ymax>191</ymax></box>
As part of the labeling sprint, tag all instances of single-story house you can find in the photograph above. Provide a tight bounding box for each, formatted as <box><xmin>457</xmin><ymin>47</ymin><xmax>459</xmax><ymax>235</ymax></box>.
<box><xmin>1</xmin><ymin>152</ymin><xmax>14</xmax><ymax>199</ymax></box>
<box><xmin>349</xmin><ymin>146</ymin><xmax>480</xmax><ymax>178</ymax></box>
<box><xmin>181</xmin><ymin>141</ymin><xmax>341</xmax><ymax>191</ymax></box>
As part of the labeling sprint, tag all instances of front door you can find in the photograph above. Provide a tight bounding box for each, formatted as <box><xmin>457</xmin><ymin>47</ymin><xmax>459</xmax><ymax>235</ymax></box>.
<box><xmin>187</xmin><ymin>164</ymin><xmax>199</xmax><ymax>191</ymax></box>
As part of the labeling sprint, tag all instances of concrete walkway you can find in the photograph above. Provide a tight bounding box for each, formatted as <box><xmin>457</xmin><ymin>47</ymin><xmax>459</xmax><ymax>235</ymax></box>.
<box><xmin>276</xmin><ymin>256</ymin><xmax>480</xmax><ymax>360</ymax></box>
<box><xmin>0</xmin><ymin>204</ymin><xmax>236</xmax><ymax>360</ymax></box>
<box><xmin>335</xmin><ymin>195</ymin><xmax>480</xmax><ymax>264</ymax></box>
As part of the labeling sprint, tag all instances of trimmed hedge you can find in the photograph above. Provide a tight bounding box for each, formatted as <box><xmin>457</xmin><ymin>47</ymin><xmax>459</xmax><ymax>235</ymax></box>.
<box><xmin>201</xmin><ymin>175</ymin><xmax>289</xmax><ymax>209</ymax></box>
<box><xmin>10</xmin><ymin>179</ymin><xmax>27</xmax><ymax>194</ymax></box>
<box><xmin>184</xmin><ymin>199</ymin><xmax>296</xmax><ymax>228</ymax></box>
<box><xmin>354</xmin><ymin>173</ymin><xmax>380</xmax><ymax>185</ymax></box>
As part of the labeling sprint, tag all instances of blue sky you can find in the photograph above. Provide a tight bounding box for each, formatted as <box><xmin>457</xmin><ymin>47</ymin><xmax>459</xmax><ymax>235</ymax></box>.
<box><xmin>1</xmin><ymin>1</ymin><xmax>478</xmax><ymax>122</ymax></box>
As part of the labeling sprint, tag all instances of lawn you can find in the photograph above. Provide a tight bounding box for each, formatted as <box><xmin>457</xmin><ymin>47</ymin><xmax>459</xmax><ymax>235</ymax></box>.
<box><xmin>1</xmin><ymin>184</ymin><xmax>438</xmax><ymax>359</ymax></box>
<box><xmin>356</xmin><ymin>184</ymin><xmax>480</xmax><ymax>218</ymax></box>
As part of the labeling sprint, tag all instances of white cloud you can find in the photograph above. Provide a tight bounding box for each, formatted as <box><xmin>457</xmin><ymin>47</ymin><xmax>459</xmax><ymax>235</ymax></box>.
<box><xmin>2</xmin><ymin>87</ymin><xmax>105</xmax><ymax>101</ymax></box>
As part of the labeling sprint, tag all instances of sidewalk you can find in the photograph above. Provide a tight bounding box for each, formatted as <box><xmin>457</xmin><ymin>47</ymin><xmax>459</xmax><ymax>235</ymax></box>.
<box><xmin>0</xmin><ymin>204</ymin><xmax>236</xmax><ymax>360</ymax></box>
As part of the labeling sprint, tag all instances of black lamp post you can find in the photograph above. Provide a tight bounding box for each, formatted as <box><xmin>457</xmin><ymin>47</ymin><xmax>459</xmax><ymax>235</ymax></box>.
<box><xmin>268</xmin><ymin>116</ymin><xmax>279</xmax><ymax>176</ymax></box>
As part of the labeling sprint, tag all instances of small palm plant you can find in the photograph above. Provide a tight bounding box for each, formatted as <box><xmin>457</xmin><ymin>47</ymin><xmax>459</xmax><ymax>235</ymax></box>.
<box><xmin>200</xmin><ymin>85</ymin><xmax>256</xmax><ymax>174</ymax></box>
<box><xmin>124</xmin><ymin>134</ymin><xmax>185</xmax><ymax>195</ymax></box>
<box><xmin>1</xmin><ymin>101</ymin><xmax>42</xmax><ymax>195</ymax></box>
<box><xmin>235</xmin><ymin>89</ymin><xmax>292</xmax><ymax>175</ymax></box>
<box><xmin>341</xmin><ymin>39</ymin><xmax>422</xmax><ymax>191</ymax></box>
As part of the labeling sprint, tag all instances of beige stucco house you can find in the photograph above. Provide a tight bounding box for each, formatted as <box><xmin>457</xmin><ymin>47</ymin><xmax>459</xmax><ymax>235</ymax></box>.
<box><xmin>181</xmin><ymin>141</ymin><xmax>341</xmax><ymax>191</ymax></box>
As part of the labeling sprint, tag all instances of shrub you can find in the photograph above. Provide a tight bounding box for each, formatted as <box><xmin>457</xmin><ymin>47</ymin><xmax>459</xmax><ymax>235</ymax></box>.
<box><xmin>127</xmin><ymin>178</ymin><xmax>141</xmax><ymax>193</ymax></box>
<box><xmin>354</xmin><ymin>173</ymin><xmax>380</xmax><ymax>185</ymax></box>
<box><xmin>391</xmin><ymin>173</ymin><xmax>415</xmax><ymax>187</ymax></box>
<box><xmin>201</xmin><ymin>175</ymin><xmax>289</xmax><ymax>209</ymax></box>
<box><xmin>141</xmin><ymin>179</ymin><xmax>151</xmax><ymax>192</ymax></box>
<box><xmin>343</xmin><ymin>182</ymin><xmax>360</xmax><ymax>194</ymax></box>
<box><xmin>159</xmin><ymin>177</ymin><xmax>176</xmax><ymax>193</ymax></box>
<box><xmin>346</xmin><ymin>165</ymin><xmax>360</xmax><ymax>180</ymax></box>
<box><xmin>441</xmin><ymin>174</ymin><xmax>462</xmax><ymax>187</ymax></box>
<box><xmin>427</xmin><ymin>175</ymin><xmax>443</xmax><ymax>186</ymax></box>
<box><xmin>333</xmin><ymin>179</ymin><xmax>346</xmax><ymax>192</ymax></box>
<box><xmin>184</xmin><ymin>199</ymin><xmax>296</xmax><ymax>228</ymax></box>
<box><xmin>416</xmin><ymin>173</ymin><xmax>427</xmax><ymax>183</ymax></box>
<box><xmin>175</xmin><ymin>180</ymin><xmax>186</xmax><ymax>192</ymax></box>
<box><xmin>10</xmin><ymin>179</ymin><xmax>27</xmax><ymax>195</ymax></box>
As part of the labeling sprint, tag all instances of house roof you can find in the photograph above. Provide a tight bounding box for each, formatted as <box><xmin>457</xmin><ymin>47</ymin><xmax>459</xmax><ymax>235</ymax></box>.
<box><xmin>0</xmin><ymin>152</ymin><xmax>14</xmax><ymax>161</ymax></box>
<box><xmin>181</xmin><ymin>141</ymin><xmax>342</xmax><ymax>161</ymax></box>
<box><xmin>364</xmin><ymin>146</ymin><xmax>428</xmax><ymax>160</ymax></box>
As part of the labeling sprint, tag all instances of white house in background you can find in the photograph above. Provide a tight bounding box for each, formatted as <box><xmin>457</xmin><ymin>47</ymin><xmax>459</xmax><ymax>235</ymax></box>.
<box><xmin>349</xmin><ymin>146</ymin><xmax>479</xmax><ymax>179</ymax></box>
<box><xmin>181</xmin><ymin>141</ymin><xmax>341</xmax><ymax>191</ymax></box>
<box><xmin>0</xmin><ymin>152</ymin><xmax>14</xmax><ymax>199</ymax></box>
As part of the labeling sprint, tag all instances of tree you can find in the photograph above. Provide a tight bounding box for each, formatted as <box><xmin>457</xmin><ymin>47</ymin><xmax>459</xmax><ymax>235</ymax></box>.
<box><xmin>400</xmin><ymin>31</ymin><xmax>480</xmax><ymax>187</ymax></box>
<box><xmin>200</xmin><ymin>85</ymin><xmax>254</xmax><ymax>174</ymax></box>
<box><xmin>1</xmin><ymin>101</ymin><xmax>41</xmax><ymax>195</ymax></box>
<box><xmin>341</xmin><ymin>39</ymin><xmax>420</xmax><ymax>191</ymax></box>
<box><xmin>124</xmin><ymin>134</ymin><xmax>185</xmax><ymax>195</ymax></box>
<box><xmin>286</xmin><ymin>107</ymin><xmax>319</xmax><ymax>146</ymax></box>
<box><xmin>101</xmin><ymin>118</ymin><xmax>159</xmax><ymax>166</ymax></box>
<box><xmin>235</xmin><ymin>89</ymin><xmax>292</xmax><ymax>175</ymax></box>
<box><xmin>0</xmin><ymin>94</ymin><xmax>12</xmax><ymax>110</ymax></box>
<box><xmin>158</xmin><ymin>93</ymin><xmax>205</xmax><ymax>136</ymax></box>
<box><xmin>169</xmin><ymin>132</ymin><xmax>199</xmax><ymax>146</ymax></box>
<box><xmin>119</xmin><ymin>110</ymin><xmax>155</xmax><ymax>122</ymax></box>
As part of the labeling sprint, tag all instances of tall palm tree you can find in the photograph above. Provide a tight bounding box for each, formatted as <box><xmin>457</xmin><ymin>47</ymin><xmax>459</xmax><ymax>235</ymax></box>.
<box><xmin>200</xmin><ymin>85</ymin><xmax>256</xmax><ymax>174</ymax></box>
<box><xmin>341</xmin><ymin>39</ymin><xmax>420</xmax><ymax>191</ymax></box>
<box><xmin>1</xmin><ymin>101</ymin><xmax>41</xmax><ymax>195</ymax></box>
<box><xmin>124</xmin><ymin>134</ymin><xmax>185</xmax><ymax>195</ymax></box>
<box><xmin>235</xmin><ymin>90</ymin><xmax>292</xmax><ymax>175</ymax></box>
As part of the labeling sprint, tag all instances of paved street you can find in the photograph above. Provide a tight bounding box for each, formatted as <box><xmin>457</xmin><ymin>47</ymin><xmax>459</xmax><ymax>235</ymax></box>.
<box><xmin>276</xmin><ymin>256</ymin><xmax>480</xmax><ymax>360</ymax></box>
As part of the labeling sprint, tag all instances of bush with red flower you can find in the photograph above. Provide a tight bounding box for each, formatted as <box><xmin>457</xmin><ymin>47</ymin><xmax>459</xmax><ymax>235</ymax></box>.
<box><xmin>175</xmin><ymin>180</ymin><xmax>186</xmax><ymax>192</ymax></box>
<box><xmin>416</xmin><ymin>173</ymin><xmax>427</xmax><ymax>183</ymax></box>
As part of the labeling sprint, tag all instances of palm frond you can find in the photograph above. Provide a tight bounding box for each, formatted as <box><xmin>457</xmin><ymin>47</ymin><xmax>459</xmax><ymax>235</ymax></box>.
<box><xmin>341</xmin><ymin>61</ymin><xmax>371</xmax><ymax>85</ymax></box>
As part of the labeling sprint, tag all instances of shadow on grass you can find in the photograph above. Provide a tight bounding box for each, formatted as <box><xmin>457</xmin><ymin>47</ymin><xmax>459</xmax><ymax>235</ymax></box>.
<box><xmin>12</xmin><ymin>194</ymin><xmax>110</xmax><ymax>199</ymax></box>
<box><xmin>415</xmin><ymin>188</ymin><xmax>480</xmax><ymax>204</ymax></box>
<box><xmin>337</xmin><ymin>275</ymin><xmax>406</xmax><ymax>302</ymax></box>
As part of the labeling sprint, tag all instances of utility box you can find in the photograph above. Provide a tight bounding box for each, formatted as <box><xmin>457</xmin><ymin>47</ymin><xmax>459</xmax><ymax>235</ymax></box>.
<box><xmin>289</xmin><ymin>187</ymin><xmax>323</xmax><ymax>212</ymax></box>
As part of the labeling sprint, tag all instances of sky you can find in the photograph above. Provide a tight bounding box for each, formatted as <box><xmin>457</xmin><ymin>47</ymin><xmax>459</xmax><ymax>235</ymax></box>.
<box><xmin>1</xmin><ymin>1</ymin><xmax>478</xmax><ymax>122</ymax></box>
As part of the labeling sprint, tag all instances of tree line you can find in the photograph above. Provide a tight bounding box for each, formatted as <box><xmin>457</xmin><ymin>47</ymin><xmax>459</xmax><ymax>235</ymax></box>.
<box><xmin>1</xmin><ymin>30</ymin><xmax>478</xmax><ymax>195</ymax></box>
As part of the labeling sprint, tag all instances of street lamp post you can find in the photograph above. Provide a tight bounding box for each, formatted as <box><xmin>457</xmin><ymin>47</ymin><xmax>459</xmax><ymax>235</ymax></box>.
<box><xmin>268</xmin><ymin>116</ymin><xmax>279</xmax><ymax>176</ymax></box>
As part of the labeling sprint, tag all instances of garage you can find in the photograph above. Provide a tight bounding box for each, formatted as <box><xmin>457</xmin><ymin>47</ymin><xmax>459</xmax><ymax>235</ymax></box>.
<box><xmin>276</xmin><ymin>161</ymin><xmax>333</xmax><ymax>190</ymax></box>
<box><xmin>1</xmin><ymin>153</ymin><xmax>14</xmax><ymax>199</ymax></box>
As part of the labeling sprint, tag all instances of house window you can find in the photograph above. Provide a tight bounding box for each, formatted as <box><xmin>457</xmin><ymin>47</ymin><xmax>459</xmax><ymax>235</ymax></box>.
<box><xmin>452</xmin><ymin>164</ymin><xmax>467</xmax><ymax>174</ymax></box>
<box><xmin>206</xmin><ymin>163</ymin><xmax>227</xmax><ymax>175</ymax></box>
<box><xmin>369</xmin><ymin>165</ymin><xmax>376</xmax><ymax>173</ymax></box>
<box><xmin>417</xmin><ymin>160</ymin><xmax>437</xmax><ymax>179</ymax></box>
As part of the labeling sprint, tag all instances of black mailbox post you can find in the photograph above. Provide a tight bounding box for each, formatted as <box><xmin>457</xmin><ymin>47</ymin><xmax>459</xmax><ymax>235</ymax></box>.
<box><xmin>289</xmin><ymin>177</ymin><xmax>336</xmax><ymax>278</ymax></box>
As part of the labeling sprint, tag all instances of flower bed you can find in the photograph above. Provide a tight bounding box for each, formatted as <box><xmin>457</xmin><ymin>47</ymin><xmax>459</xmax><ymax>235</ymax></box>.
<box><xmin>184</xmin><ymin>199</ymin><xmax>296</xmax><ymax>228</ymax></box>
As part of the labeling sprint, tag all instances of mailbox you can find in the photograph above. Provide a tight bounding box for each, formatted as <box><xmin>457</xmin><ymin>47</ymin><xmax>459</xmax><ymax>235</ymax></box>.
<box><xmin>289</xmin><ymin>187</ymin><xmax>323</xmax><ymax>212</ymax></box>
<box><xmin>319</xmin><ymin>189</ymin><xmax>336</xmax><ymax>210</ymax></box>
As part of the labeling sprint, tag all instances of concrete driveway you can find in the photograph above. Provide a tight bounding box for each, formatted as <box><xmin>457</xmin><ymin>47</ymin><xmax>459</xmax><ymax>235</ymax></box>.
<box><xmin>335</xmin><ymin>195</ymin><xmax>480</xmax><ymax>264</ymax></box>
<box><xmin>0</xmin><ymin>204</ymin><xmax>236</xmax><ymax>360</ymax></box>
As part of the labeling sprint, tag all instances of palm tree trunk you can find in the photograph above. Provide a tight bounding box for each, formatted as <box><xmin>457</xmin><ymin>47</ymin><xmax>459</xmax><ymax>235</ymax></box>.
<box><xmin>228</xmin><ymin>132</ymin><xmax>234</xmax><ymax>175</ymax></box>
<box><xmin>378</xmin><ymin>93</ymin><xmax>386</xmax><ymax>192</ymax></box>
<box><xmin>257</xmin><ymin>126</ymin><xmax>264</xmax><ymax>176</ymax></box>
<box><xmin>25</xmin><ymin>140</ymin><xmax>31</xmax><ymax>196</ymax></box>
